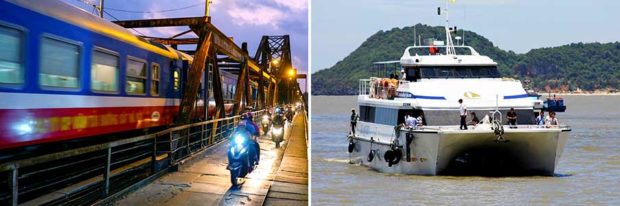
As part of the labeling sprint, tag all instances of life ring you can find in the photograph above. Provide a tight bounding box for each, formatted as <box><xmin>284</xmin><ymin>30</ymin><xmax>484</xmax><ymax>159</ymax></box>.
<box><xmin>384</xmin><ymin>147</ymin><xmax>403</xmax><ymax>167</ymax></box>
<box><xmin>368</xmin><ymin>150</ymin><xmax>375</xmax><ymax>162</ymax></box>
<box><xmin>384</xmin><ymin>150</ymin><xmax>395</xmax><ymax>166</ymax></box>
<box><xmin>348</xmin><ymin>139</ymin><xmax>355</xmax><ymax>153</ymax></box>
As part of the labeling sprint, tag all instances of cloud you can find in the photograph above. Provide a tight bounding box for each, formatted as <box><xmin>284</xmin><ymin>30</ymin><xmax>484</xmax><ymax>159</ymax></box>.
<box><xmin>133</xmin><ymin>4</ymin><xmax>188</xmax><ymax>37</ymax></box>
<box><xmin>226</xmin><ymin>1</ymin><xmax>287</xmax><ymax>29</ymax></box>
<box><xmin>292</xmin><ymin>55</ymin><xmax>306</xmax><ymax>71</ymax></box>
<box><xmin>272</xmin><ymin>0</ymin><xmax>307</xmax><ymax>12</ymax></box>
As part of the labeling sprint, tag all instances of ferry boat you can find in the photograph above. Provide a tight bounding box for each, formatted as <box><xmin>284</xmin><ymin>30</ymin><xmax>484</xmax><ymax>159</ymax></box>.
<box><xmin>347</xmin><ymin>3</ymin><xmax>571</xmax><ymax>176</ymax></box>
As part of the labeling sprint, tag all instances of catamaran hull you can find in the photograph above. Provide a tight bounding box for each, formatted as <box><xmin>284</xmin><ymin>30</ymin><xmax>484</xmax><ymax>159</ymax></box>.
<box><xmin>349</xmin><ymin>128</ymin><xmax>570</xmax><ymax>176</ymax></box>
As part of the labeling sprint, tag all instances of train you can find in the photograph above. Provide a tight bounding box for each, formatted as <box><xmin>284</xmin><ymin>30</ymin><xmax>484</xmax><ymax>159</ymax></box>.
<box><xmin>0</xmin><ymin>0</ymin><xmax>254</xmax><ymax>150</ymax></box>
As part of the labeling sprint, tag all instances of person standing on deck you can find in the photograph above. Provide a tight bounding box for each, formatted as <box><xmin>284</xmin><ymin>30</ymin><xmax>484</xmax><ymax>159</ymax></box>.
<box><xmin>459</xmin><ymin>99</ymin><xmax>467</xmax><ymax>130</ymax></box>
<box><xmin>405</xmin><ymin>114</ymin><xmax>417</xmax><ymax>128</ymax></box>
<box><xmin>536</xmin><ymin>111</ymin><xmax>546</xmax><ymax>127</ymax></box>
<box><xmin>507</xmin><ymin>108</ymin><xmax>518</xmax><ymax>128</ymax></box>
<box><xmin>350</xmin><ymin>108</ymin><xmax>359</xmax><ymax>136</ymax></box>
<box><xmin>546</xmin><ymin>111</ymin><xmax>559</xmax><ymax>128</ymax></box>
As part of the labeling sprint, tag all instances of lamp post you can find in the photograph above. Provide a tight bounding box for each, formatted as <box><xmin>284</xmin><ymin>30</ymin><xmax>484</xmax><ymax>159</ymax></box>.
<box><xmin>287</xmin><ymin>68</ymin><xmax>297</xmax><ymax>103</ymax></box>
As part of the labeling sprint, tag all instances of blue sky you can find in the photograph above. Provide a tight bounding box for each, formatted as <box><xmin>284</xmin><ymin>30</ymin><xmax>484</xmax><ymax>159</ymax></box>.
<box><xmin>312</xmin><ymin>0</ymin><xmax>620</xmax><ymax>72</ymax></box>
<box><xmin>64</xmin><ymin>0</ymin><xmax>308</xmax><ymax>91</ymax></box>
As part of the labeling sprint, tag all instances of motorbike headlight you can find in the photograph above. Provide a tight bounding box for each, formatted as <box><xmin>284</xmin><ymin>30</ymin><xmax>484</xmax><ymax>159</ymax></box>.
<box><xmin>234</xmin><ymin>134</ymin><xmax>245</xmax><ymax>146</ymax></box>
<box><xmin>273</xmin><ymin>128</ymin><xmax>283</xmax><ymax>135</ymax></box>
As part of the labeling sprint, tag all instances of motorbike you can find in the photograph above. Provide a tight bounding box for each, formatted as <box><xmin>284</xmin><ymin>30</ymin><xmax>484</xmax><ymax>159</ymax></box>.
<box><xmin>260</xmin><ymin>114</ymin><xmax>271</xmax><ymax>135</ymax></box>
<box><xmin>270</xmin><ymin>118</ymin><xmax>285</xmax><ymax>148</ymax></box>
<box><xmin>227</xmin><ymin>129</ymin><xmax>259</xmax><ymax>186</ymax></box>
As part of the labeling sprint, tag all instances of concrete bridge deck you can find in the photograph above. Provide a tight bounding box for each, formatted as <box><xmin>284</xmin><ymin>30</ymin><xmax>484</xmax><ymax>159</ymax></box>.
<box><xmin>113</xmin><ymin>112</ymin><xmax>308</xmax><ymax>206</ymax></box>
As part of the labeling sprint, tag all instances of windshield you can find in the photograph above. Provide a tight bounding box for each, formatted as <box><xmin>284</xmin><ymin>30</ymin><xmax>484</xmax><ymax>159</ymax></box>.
<box><xmin>409</xmin><ymin>66</ymin><xmax>500</xmax><ymax>79</ymax></box>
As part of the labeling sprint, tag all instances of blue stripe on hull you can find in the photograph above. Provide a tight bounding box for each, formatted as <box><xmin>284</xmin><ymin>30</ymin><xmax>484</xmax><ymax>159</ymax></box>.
<box><xmin>504</xmin><ymin>94</ymin><xmax>529</xmax><ymax>99</ymax></box>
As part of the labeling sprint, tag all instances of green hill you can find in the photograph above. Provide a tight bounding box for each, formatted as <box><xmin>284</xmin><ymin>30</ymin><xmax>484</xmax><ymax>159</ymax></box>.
<box><xmin>311</xmin><ymin>24</ymin><xmax>620</xmax><ymax>95</ymax></box>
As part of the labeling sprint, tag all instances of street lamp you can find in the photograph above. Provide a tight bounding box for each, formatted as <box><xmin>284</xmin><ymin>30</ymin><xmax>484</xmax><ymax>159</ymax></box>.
<box><xmin>287</xmin><ymin>68</ymin><xmax>296</xmax><ymax>79</ymax></box>
<box><xmin>286</xmin><ymin>68</ymin><xmax>297</xmax><ymax>103</ymax></box>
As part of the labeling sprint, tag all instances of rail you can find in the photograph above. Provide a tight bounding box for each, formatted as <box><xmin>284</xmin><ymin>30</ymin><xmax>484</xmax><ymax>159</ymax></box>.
<box><xmin>359</xmin><ymin>78</ymin><xmax>404</xmax><ymax>99</ymax></box>
<box><xmin>406</xmin><ymin>124</ymin><xmax>572</xmax><ymax>132</ymax></box>
<box><xmin>0</xmin><ymin>110</ymin><xmax>266</xmax><ymax>206</ymax></box>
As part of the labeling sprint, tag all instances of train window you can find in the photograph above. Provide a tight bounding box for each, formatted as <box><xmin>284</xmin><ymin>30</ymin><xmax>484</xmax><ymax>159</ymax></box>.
<box><xmin>40</xmin><ymin>37</ymin><xmax>80</xmax><ymax>89</ymax></box>
<box><xmin>173</xmin><ymin>70</ymin><xmax>180</xmax><ymax>91</ymax></box>
<box><xmin>0</xmin><ymin>26</ymin><xmax>23</xmax><ymax>84</ymax></box>
<box><xmin>126</xmin><ymin>57</ymin><xmax>146</xmax><ymax>95</ymax></box>
<box><xmin>91</xmin><ymin>49</ymin><xmax>119</xmax><ymax>92</ymax></box>
<box><xmin>151</xmin><ymin>63</ymin><xmax>160</xmax><ymax>96</ymax></box>
<box><xmin>222</xmin><ymin>83</ymin><xmax>228</xmax><ymax>98</ymax></box>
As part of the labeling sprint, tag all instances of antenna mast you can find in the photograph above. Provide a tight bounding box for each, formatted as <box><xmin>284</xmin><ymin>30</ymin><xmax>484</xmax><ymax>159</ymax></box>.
<box><xmin>441</xmin><ymin>0</ymin><xmax>456</xmax><ymax>55</ymax></box>
<box><xmin>413</xmin><ymin>25</ymin><xmax>416</xmax><ymax>46</ymax></box>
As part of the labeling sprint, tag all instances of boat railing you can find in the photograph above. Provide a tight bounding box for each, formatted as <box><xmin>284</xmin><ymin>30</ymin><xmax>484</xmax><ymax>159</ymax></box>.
<box><xmin>359</xmin><ymin>78</ymin><xmax>402</xmax><ymax>99</ymax></box>
<box><xmin>404</xmin><ymin>124</ymin><xmax>571</xmax><ymax>132</ymax></box>
<box><xmin>359</xmin><ymin>79</ymin><xmax>371</xmax><ymax>95</ymax></box>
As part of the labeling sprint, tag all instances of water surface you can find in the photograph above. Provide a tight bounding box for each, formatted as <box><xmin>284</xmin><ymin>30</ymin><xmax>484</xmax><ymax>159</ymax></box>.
<box><xmin>311</xmin><ymin>95</ymin><xmax>620</xmax><ymax>205</ymax></box>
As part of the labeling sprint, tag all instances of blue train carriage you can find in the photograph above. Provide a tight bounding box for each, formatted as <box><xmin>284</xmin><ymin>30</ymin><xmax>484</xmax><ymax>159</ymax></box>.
<box><xmin>0</xmin><ymin>0</ymin><xmax>227</xmax><ymax>149</ymax></box>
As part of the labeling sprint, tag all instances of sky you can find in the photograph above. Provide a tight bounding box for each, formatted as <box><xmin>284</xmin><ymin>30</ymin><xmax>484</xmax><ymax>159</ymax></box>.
<box><xmin>312</xmin><ymin>0</ymin><xmax>620</xmax><ymax>72</ymax></box>
<box><xmin>64</xmin><ymin>0</ymin><xmax>308</xmax><ymax>91</ymax></box>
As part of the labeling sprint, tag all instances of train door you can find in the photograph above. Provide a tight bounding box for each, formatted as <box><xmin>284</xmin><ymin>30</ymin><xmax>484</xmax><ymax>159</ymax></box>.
<box><xmin>207</xmin><ymin>63</ymin><xmax>214</xmax><ymax>120</ymax></box>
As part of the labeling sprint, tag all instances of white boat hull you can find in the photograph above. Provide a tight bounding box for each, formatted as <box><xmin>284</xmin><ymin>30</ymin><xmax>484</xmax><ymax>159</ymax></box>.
<box><xmin>349</xmin><ymin>126</ymin><xmax>570</xmax><ymax>176</ymax></box>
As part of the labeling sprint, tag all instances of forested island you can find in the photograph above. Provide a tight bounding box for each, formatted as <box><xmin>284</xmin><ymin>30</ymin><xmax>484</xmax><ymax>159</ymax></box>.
<box><xmin>312</xmin><ymin>24</ymin><xmax>620</xmax><ymax>95</ymax></box>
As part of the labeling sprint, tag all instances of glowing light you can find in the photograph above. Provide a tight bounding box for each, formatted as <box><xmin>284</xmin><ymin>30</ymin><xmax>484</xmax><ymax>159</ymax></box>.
<box><xmin>272</xmin><ymin>127</ymin><xmax>283</xmax><ymax>135</ymax></box>
<box><xmin>15</xmin><ymin>123</ymin><xmax>33</xmax><ymax>135</ymax></box>
<box><xmin>234</xmin><ymin>134</ymin><xmax>246</xmax><ymax>145</ymax></box>
<box><xmin>287</xmin><ymin>68</ymin><xmax>296</xmax><ymax>77</ymax></box>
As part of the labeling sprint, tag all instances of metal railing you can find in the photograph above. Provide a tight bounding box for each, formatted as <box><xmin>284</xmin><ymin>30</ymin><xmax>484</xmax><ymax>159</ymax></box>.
<box><xmin>359</xmin><ymin>78</ymin><xmax>405</xmax><ymax>99</ymax></box>
<box><xmin>0</xmin><ymin>110</ymin><xmax>266</xmax><ymax>206</ymax></box>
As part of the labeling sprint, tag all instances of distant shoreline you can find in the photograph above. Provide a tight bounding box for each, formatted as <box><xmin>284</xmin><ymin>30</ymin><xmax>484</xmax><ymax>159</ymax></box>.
<box><xmin>312</xmin><ymin>93</ymin><xmax>620</xmax><ymax>97</ymax></box>
<box><xmin>538</xmin><ymin>93</ymin><xmax>620</xmax><ymax>96</ymax></box>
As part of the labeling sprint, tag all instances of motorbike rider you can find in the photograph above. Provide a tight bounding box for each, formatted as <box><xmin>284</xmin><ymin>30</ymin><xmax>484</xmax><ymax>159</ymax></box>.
<box><xmin>238</xmin><ymin>112</ymin><xmax>260</xmax><ymax>165</ymax></box>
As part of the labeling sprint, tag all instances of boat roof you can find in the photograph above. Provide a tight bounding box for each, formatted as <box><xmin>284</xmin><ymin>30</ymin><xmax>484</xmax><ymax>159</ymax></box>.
<box><xmin>400</xmin><ymin>45</ymin><xmax>497</xmax><ymax>67</ymax></box>
<box><xmin>7</xmin><ymin>0</ymin><xmax>180</xmax><ymax>59</ymax></box>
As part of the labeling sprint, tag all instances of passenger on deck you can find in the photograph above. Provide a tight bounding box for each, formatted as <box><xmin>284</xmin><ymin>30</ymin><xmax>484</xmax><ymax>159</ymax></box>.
<box><xmin>416</xmin><ymin>113</ymin><xmax>424</xmax><ymax>126</ymax></box>
<box><xmin>400</xmin><ymin>69</ymin><xmax>406</xmax><ymax>80</ymax></box>
<box><xmin>536</xmin><ymin>111</ymin><xmax>546</xmax><ymax>126</ymax></box>
<box><xmin>507</xmin><ymin>108</ymin><xmax>517</xmax><ymax>128</ymax></box>
<box><xmin>405</xmin><ymin>114</ymin><xmax>417</xmax><ymax>128</ymax></box>
<box><xmin>350</xmin><ymin>108</ymin><xmax>359</xmax><ymax>136</ymax></box>
<box><xmin>467</xmin><ymin>112</ymin><xmax>479</xmax><ymax>126</ymax></box>
<box><xmin>546</xmin><ymin>111</ymin><xmax>559</xmax><ymax>128</ymax></box>
<box><xmin>382</xmin><ymin>79</ymin><xmax>389</xmax><ymax>99</ymax></box>
<box><xmin>459</xmin><ymin>99</ymin><xmax>467</xmax><ymax>130</ymax></box>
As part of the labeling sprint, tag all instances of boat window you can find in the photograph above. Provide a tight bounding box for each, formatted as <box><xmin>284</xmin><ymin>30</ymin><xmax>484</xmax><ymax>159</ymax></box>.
<box><xmin>420</xmin><ymin>68</ymin><xmax>437</xmax><ymax>78</ymax></box>
<box><xmin>0</xmin><ymin>26</ymin><xmax>23</xmax><ymax>85</ymax></box>
<box><xmin>40</xmin><ymin>37</ymin><xmax>81</xmax><ymax>89</ymax></box>
<box><xmin>151</xmin><ymin>63</ymin><xmax>160</xmax><ymax>96</ymax></box>
<box><xmin>456</xmin><ymin>68</ymin><xmax>471</xmax><ymax>77</ymax></box>
<box><xmin>374</xmin><ymin>107</ymin><xmax>399</xmax><ymax>125</ymax></box>
<box><xmin>437</xmin><ymin>68</ymin><xmax>455</xmax><ymax>78</ymax></box>
<box><xmin>419</xmin><ymin>66</ymin><xmax>500</xmax><ymax>78</ymax></box>
<box><xmin>126</xmin><ymin>58</ymin><xmax>146</xmax><ymax>95</ymax></box>
<box><xmin>397</xmin><ymin>109</ymin><xmax>426</xmax><ymax>125</ymax></box>
<box><xmin>91</xmin><ymin>49</ymin><xmax>119</xmax><ymax>92</ymax></box>
<box><xmin>405</xmin><ymin>68</ymin><xmax>420</xmax><ymax>81</ymax></box>
<box><xmin>359</xmin><ymin>105</ymin><xmax>375</xmax><ymax>123</ymax></box>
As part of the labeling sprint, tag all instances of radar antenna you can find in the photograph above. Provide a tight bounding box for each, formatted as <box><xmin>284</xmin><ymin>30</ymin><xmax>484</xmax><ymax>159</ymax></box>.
<box><xmin>438</xmin><ymin>0</ymin><xmax>456</xmax><ymax>55</ymax></box>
